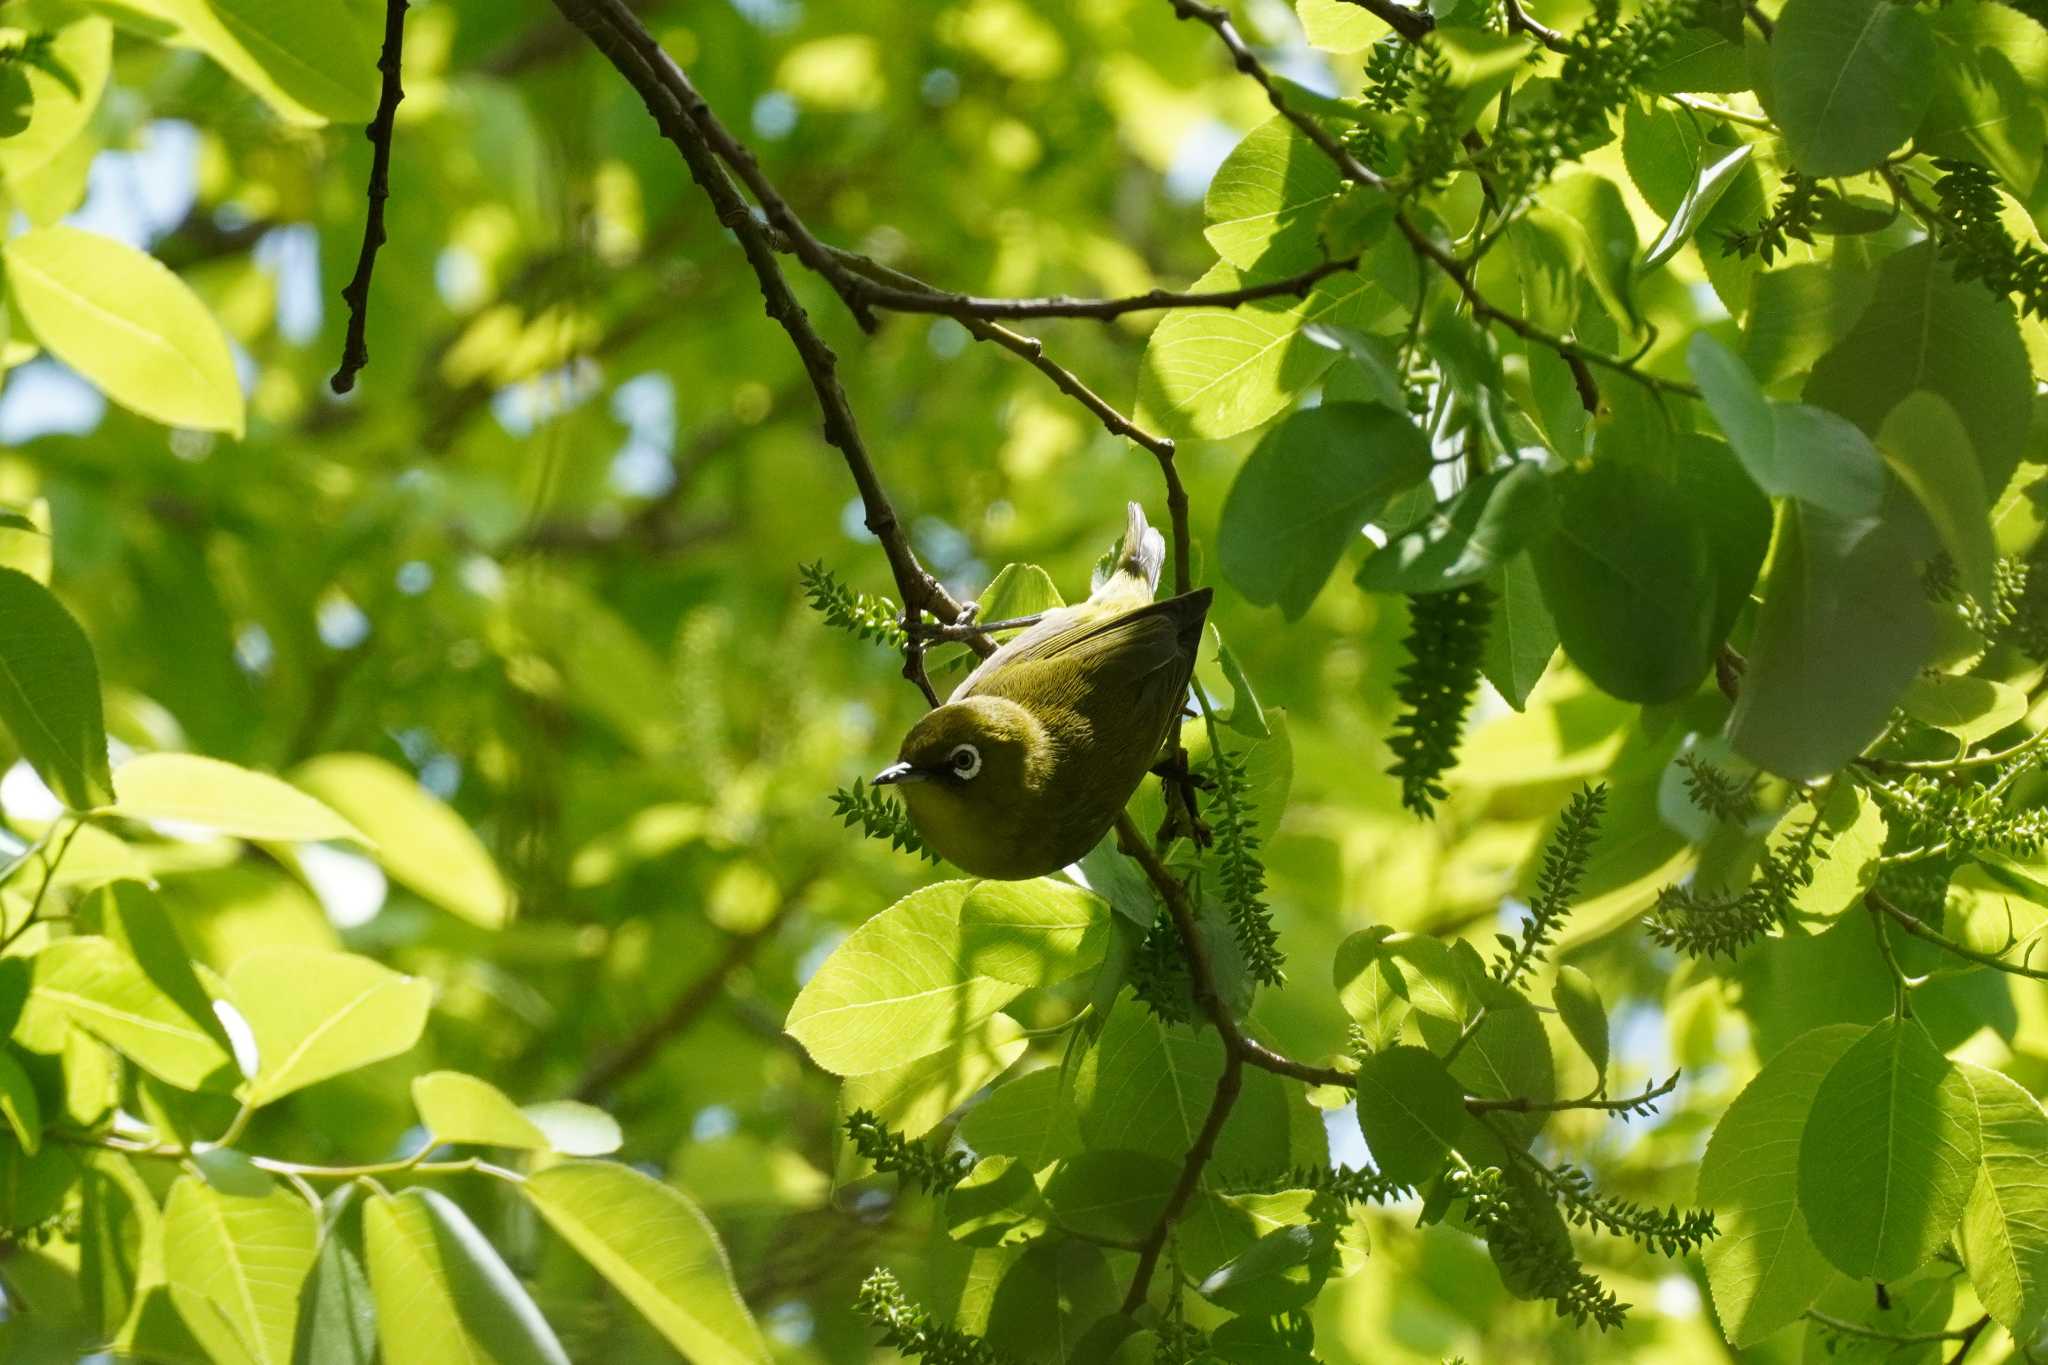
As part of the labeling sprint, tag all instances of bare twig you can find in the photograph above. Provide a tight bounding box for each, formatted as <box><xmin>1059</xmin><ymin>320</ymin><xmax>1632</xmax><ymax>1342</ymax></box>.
<box><xmin>1338</xmin><ymin>0</ymin><xmax>1437</xmax><ymax>41</ymax></box>
<box><xmin>1502</xmin><ymin>0</ymin><xmax>1568</xmax><ymax>51</ymax></box>
<box><xmin>548</xmin><ymin>0</ymin><xmax>988</xmax><ymax>704</ymax></box>
<box><xmin>1168</xmin><ymin>0</ymin><xmax>1387</xmax><ymax>189</ymax></box>
<box><xmin>1168</xmin><ymin>0</ymin><xmax>1698</xmax><ymax>406</ymax></box>
<box><xmin>842</xmin><ymin>256</ymin><xmax>1361</xmax><ymax>321</ymax></box>
<box><xmin>331</xmin><ymin>0</ymin><xmax>410</xmax><ymax>394</ymax></box>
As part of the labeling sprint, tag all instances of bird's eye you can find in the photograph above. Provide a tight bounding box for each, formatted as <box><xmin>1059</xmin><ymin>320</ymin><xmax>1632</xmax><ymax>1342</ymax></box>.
<box><xmin>949</xmin><ymin>743</ymin><xmax>982</xmax><ymax>780</ymax></box>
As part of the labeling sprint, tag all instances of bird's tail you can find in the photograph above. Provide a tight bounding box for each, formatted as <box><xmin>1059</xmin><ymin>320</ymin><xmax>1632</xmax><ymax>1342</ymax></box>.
<box><xmin>1092</xmin><ymin>501</ymin><xmax>1165</xmax><ymax>601</ymax></box>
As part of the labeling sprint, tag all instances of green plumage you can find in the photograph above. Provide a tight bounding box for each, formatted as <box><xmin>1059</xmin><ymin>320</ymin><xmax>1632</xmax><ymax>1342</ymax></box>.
<box><xmin>875</xmin><ymin>504</ymin><xmax>1210</xmax><ymax>880</ymax></box>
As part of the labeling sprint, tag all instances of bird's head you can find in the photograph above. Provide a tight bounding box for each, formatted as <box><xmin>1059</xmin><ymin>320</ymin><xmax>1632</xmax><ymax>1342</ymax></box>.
<box><xmin>873</xmin><ymin>696</ymin><xmax>1051</xmax><ymax>873</ymax></box>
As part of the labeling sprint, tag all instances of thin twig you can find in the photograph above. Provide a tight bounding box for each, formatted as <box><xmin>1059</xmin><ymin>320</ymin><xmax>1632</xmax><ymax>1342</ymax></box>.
<box><xmin>1336</xmin><ymin>0</ymin><xmax>1437</xmax><ymax>45</ymax></box>
<box><xmin>1121</xmin><ymin>1050</ymin><xmax>1242</xmax><ymax>1311</ymax></box>
<box><xmin>331</xmin><ymin>0</ymin><xmax>410</xmax><ymax>394</ymax></box>
<box><xmin>1805</xmin><ymin>1309</ymin><xmax>1985</xmax><ymax>1346</ymax></box>
<box><xmin>1466</xmin><ymin>1072</ymin><xmax>1679</xmax><ymax>1115</ymax></box>
<box><xmin>1869</xmin><ymin>889</ymin><xmax>2048</xmax><ymax>982</ymax></box>
<box><xmin>1168</xmin><ymin>0</ymin><xmax>1698</xmax><ymax>405</ymax></box>
<box><xmin>548</xmin><ymin>0</ymin><xmax>989</xmax><ymax>704</ymax></box>
<box><xmin>1168</xmin><ymin>0</ymin><xmax>1387</xmax><ymax>189</ymax></box>
<box><xmin>1502</xmin><ymin>0</ymin><xmax>1567</xmax><ymax>51</ymax></box>
<box><xmin>842</xmin><ymin>256</ymin><xmax>1360</xmax><ymax>321</ymax></box>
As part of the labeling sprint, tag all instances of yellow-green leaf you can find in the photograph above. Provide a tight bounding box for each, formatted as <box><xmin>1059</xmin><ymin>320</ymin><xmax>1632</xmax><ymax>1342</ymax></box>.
<box><xmin>24</xmin><ymin>936</ymin><xmax>232</xmax><ymax>1090</ymax></box>
<box><xmin>162</xmin><ymin>1175</ymin><xmax>317</xmax><ymax>1365</ymax></box>
<box><xmin>226</xmin><ymin>947</ymin><xmax>431</xmax><ymax>1105</ymax></box>
<box><xmin>364</xmin><ymin>1188</ymin><xmax>570</xmax><ymax>1365</ymax></box>
<box><xmin>412</xmin><ymin>1071</ymin><xmax>548</xmax><ymax>1150</ymax></box>
<box><xmin>4</xmin><ymin>226</ymin><xmax>244</xmax><ymax>436</ymax></box>
<box><xmin>293</xmin><ymin>753</ymin><xmax>509</xmax><ymax>928</ymax></box>
<box><xmin>113</xmin><ymin>754</ymin><xmax>364</xmax><ymax>843</ymax></box>
<box><xmin>523</xmin><ymin>1161</ymin><xmax>770</xmax><ymax>1365</ymax></box>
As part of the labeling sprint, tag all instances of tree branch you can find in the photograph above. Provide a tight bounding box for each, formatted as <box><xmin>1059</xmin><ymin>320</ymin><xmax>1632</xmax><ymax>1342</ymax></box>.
<box><xmin>841</xmin><ymin>255</ymin><xmax>1361</xmax><ymax>321</ymax></box>
<box><xmin>573</xmin><ymin>893</ymin><xmax>805</xmax><ymax>1101</ymax></box>
<box><xmin>331</xmin><ymin>0</ymin><xmax>410</xmax><ymax>394</ymax></box>
<box><xmin>547</xmin><ymin>0</ymin><xmax>988</xmax><ymax>704</ymax></box>
<box><xmin>1168</xmin><ymin>0</ymin><xmax>1387</xmax><ymax>188</ymax></box>
<box><xmin>1337</xmin><ymin>0</ymin><xmax>1437</xmax><ymax>41</ymax></box>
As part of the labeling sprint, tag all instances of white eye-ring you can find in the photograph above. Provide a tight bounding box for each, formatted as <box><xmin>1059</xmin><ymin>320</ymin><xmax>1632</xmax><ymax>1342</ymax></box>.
<box><xmin>949</xmin><ymin>743</ymin><xmax>982</xmax><ymax>780</ymax></box>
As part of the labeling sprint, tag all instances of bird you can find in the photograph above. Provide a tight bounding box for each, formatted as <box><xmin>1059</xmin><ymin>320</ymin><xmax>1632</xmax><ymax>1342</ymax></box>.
<box><xmin>873</xmin><ymin>502</ymin><xmax>1211</xmax><ymax>880</ymax></box>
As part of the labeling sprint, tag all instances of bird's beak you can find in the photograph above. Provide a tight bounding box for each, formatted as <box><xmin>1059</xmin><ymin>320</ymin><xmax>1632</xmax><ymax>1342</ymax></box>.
<box><xmin>872</xmin><ymin>761</ymin><xmax>927</xmax><ymax>786</ymax></box>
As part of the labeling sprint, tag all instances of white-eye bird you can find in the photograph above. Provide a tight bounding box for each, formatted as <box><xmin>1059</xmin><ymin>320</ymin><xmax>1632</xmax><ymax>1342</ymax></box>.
<box><xmin>873</xmin><ymin>502</ymin><xmax>1211</xmax><ymax>879</ymax></box>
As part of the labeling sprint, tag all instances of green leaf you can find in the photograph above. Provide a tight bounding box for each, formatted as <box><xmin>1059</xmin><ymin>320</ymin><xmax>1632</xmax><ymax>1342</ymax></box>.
<box><xmin>1217</xmin><ymin>403</ymin><xmax>1432</xmax><ymax>619</ymax></box>
<box><xmin>957</xmin><ymin>1067</ymin><xmax>1084</xmax><ymax>1171</ymax></box>
<box><xmin>1197</xmin><ymin>1224</ymin><xmax>1332</xmax><ymax>1316</ymax></box>
<box><xmin>1807</xmin><ymin>242</ymin><xmax>2032</xmax><ymax>497</ymax></box>
<box><xmin>1798</xmin><ymin>1017</ymin><xmax>1982</xmax><ymax>1280</ymax></box>
<box><xmin>1921</xmin><ymin>45</ymin><xmax>2043</xmax><ymax>192</ymax></box>
<box><xmin>1728</xmin><ymin>500</ymin><xmax>1936</xmax><ymax>781</ymax></box>
<box><xmin>1351</xmin><ymin>1045</ymin><xmax>1465</xmax><ymax>1183</ymax></box>
<box><xmin>114</xmin><ymin>754</ymin><xmax>365</xmax><ymax>843</ymax></box>
<box><xmin>411</xmin><ymin>1071</ymin><xmax>549</xmax><ymax>1150</ymax></box>
<box><xmin>1642</xmin><ymin>143</ymin><xmax>1752</xmax><ymax>272</ymax></box>
<box><xmin>0</xmin><ymin>567</ymin><xmax>112</xmax><ymax>809</ymax></box>
<box><xmin>1425</xmin><ymin>998</ymin><xmax>1554</xmax><ymax>1148</ymax></box>
<box><xmin>1772</xmin><ymin>0</ymin><xmax>1935</xmax><ymax>174</ymax></box>
<box><xmin>1076</xmin><ymin>994</ymin><xmax>1289</xmax><ymax>1177</ymax></box>
<box><xmin>163</xmin><ymin>1176</ymin><xmax>318</xmax><ymax>1365</ymax></box>
<box><xmin>1530</xmin><ymin>460</ymin><xmax>1720</xmax><ymax>704</ymax></box>
<box><xmin>1699</xmin><ymin>1024</ymin><xmax>1862</xmax><ymax>1346</ymax></box>
<box><xmin>519</xmin><ymin>1101</ymin><xmax>623</xmax><ymax>1156</ymax></box>
<box><xmin>1958</xmin><ymin>1065</ymin><xmax>2048</xmax><ymax>1340</ymax></box>
<box><xmin>1902</xmin><ymin>675</ymin><xmax>2030</xmax><ymax>748</ymax></box>
<box><xmin>225</xmin><ymin>947</ymin><xmax>432</xmax><ymax>1105</ymax></box>
<box><xmin>1478</xmin><ymin>553</ymin><xmax>1557</xmax><ymax>712</ymax></box>
<box><xmin>1688</xmin><ymin>334</ymin><xmax>1886</xmax><ymax>518</ymax></box>
<box><xmin>25</xmin><ymin>936</ymin><xmax>232</xmax><ymax>1090</ymax></box>
<box><xmin>364</xmin><ymin>1188</ymin><xmax>570</xmax><ymax>1365</ymax></box>
<box><xmin>946</xmin><ymin>1155</ymin><xmax>1045</xmax><ymax>1245</ymax></box>
<box><xmin>959</xmin><ymin>878</ymin><xmax>1110</xmax><ymax>988</ymax></box>
<box><xmin>3</xmin><ymin>226</ymin><xmax>244</xmax><ymax>436</ymax></box>
<box><xmin>292</xmin><ymin>754</ymin><xmax>510</xmax><ymax>929</ymax></box>
<box><xmin>292</xmin><ymin>1225</ymin><xmax>375</xmax><ymax>1365</ymax></box>
<box><xmin>841</xmin><ymin>1014</ymin><xmax>1026</xmax><ymax>1141</ymax></box>
<box><xmin>0</xmin><ymin>6</ymin><xmax>110</xmax><ymax>181</ymax></box>
<box><xmin>1354</xmin><ymin>462</ymin><xmax>1555</xmax><ymax>593</ymax></box>
<box><xmin>1551</xmin><ymin>966</ymin><xmax>1607</xmax><ymax>1080</ymax></box>
<box><xmin>1879</xmin><ymin>392</ymin><xmax>1996</xmax><ymax>608</ymax></box>
<box><xmin>0</xmin><ymin>1046</ymin><xmax>41</xmax><ymax>1153</ymax></box>
<box><xmin>1043</xmin><ymin>1149</ymin><xmax>1178</xmax><ymax>1241</ymax></box>
<box><xmin>523</xmin><ymin>1161</ymin><xmax>769</xmax><ymax>1365</ymax></box>
<box><xmin>115</xmin><ymin>0</ymin><xmax>376</xmax><ymax>126</ymax></box>
<box><xmin>1333</xmin><ymin>927</ymin><xmax>1407</xmax><ymax>1052</ymax></box>
<box><xmin>1203</xmin><ymin>116</ymin><xmax>1345</xmax><ymax>273</ymax></box>
<box><xmin>1534</xmin><ymin>174</ymin><xmax>1639</xmax><ymax>328</ymax></box>
<box><xmin>1793</xmin><ymin>783</ymin><xmax>1888</xmax><ymax>919</ymax></box>
<box><xmin>985</xmin><ymin>1239</ymin><xmax>1117</xmax><ymax>1365</ymax></box>
<box><xmin>1741</xmin><ymin>262</ymin><xmax>1877</xmax><ymax>386</ymax></box>
<box><xmin>1135</xmin><ymin>250</ymin><xmax>1413</xmax><ymax>440</ymax></box>
<box><xmin>784</xmin><ymin>881</ymin><xmax>1023</xmax><ymax>1075</ymax></box>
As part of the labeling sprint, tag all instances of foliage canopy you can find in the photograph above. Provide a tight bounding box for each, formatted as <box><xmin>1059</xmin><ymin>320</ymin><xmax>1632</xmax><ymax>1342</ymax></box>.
<box><xmin>0</xmin><ymin>0</ymin><xmax>2045</xmax><ymax>1361</ymax></box>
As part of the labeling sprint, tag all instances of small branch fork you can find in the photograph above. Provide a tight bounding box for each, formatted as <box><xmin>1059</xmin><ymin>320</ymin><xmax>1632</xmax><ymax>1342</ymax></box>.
<box><xmin>542</xmin><ymin>0</ymin><xmax>1667</xmax><ymax>1316</ymax></box>
<box><xmin>331</xmin><ymin>0</ymin><xmax>410</xmax><ymax>394</ymax></box>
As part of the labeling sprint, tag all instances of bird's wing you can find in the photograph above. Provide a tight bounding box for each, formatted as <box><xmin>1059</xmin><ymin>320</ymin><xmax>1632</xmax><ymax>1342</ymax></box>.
<box><xmin>956</xmin><ymin>594</ymin><xmax>1206</xmax><ymax>711</ymax></box>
